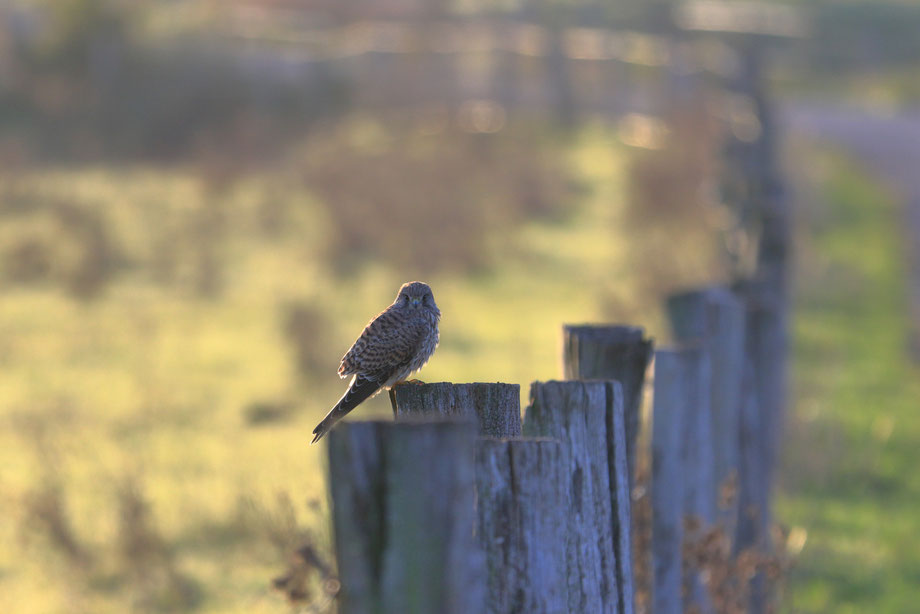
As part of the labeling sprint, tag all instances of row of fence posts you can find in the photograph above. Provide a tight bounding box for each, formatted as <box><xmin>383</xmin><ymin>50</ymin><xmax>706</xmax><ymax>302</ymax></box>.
<box><xmin>321</xmin><ymin>40</ymin><xmax>788</xmax><ymax>612</ymax></box>
<box><xmin>322</xmin><ymin>281</ymin><xmax>782</xmax><ymax>613</ymax></box>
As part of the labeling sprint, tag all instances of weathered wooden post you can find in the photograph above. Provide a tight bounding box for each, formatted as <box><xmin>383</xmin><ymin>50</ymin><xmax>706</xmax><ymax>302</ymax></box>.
<box><xmin>523</xmin><ymin>380</ymin><xmax>626</xmax><ymax>614</ymax></box>
<box><xmin>731</xmin><ymin>41</ymin><xmax>790</xmax><ymax>614</ymax></box>
<box><xmin>667</xmin><ymin>287</ymin><xmax>745</xmax><ymax>532</ymax></box>
<box><xmin>650</xmin><ymin>352</ymin><xmax>683</xmax><ymax>614</ymax></box>
<box><xmin>733</xmin><ymin>277</ymin><xmax>785</xmax><ymax>555</ymax></box>
<box><xmin>327</xmin><ymin>420</ymin><xmax>485</xmax><ymax>614</ymax></box>
<box><xmin>394</xmin><ymin>381</ymin><xmax>575</xmax><ymax>613</ymax></box>
<box><xmin>393</xmin><ymin>382</ymin><xmax>522</xmax><ymax>437</ymax></box>
<box><xmin>562</xmin><ymin>324</ymin><xmax>653</xmax><ymax>485</ymax></box>
<box><xmin>562</xmin><ymin>326</ymin><xmax>650</xmax><ymax>614</ymax></box>
<box><xmin>736</xmin><ymin>358</ymin><xmax>768</xmax><ymax>558</ymax></box>
<box><xmin>651</xmin><ymin>347</ymin><xmax>715</xmax><ymax>614</ymax></box>
<box><xmin>476</xmin><ymin>438</ymin><xmax>568</xmax><ymax>614</ymax></box>
<box><xmin>605</xmin><ymin>381</ymin><xmax>637</xmax><ymax>614</ymax></box>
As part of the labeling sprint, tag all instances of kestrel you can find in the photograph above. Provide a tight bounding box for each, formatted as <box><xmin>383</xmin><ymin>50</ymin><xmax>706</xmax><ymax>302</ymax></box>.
<box><xmin>310</xmin><ymin>281</ymin><xmax>440</xmax><ymax>443</ymax></box>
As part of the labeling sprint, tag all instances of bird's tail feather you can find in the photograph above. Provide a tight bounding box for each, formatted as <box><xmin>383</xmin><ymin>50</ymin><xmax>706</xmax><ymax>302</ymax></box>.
<box><xmin>311</xmin><ymin>376</ymin><xmax>381</xmax><ymax>444</ymax></box>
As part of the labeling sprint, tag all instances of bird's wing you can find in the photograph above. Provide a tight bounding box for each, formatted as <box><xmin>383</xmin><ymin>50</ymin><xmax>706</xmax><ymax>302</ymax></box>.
<box><xmin>338</xmin><ymin>308</ymin><xmax>425</xmax><ymax>380</ymax></box>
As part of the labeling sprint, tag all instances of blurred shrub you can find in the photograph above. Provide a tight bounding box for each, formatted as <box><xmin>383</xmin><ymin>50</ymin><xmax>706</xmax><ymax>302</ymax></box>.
<box><xmin>116</xmin><ymin>477</ymin><xmax>202</xmax><ymax>612</ymax></box>
<box><xmin>301</xmin><ymin>119</ymin><xmax>577</xmax><ymax>274</ymax></box>
<box><xmin>21</xmin><ymin>479</ymin><xmax>93</xmax><ymax>567</ymax></box>
<box><xmin>627</xmin><ymin>106</ymin><xmax>719</xmax><ymax>230</ymax></box>
<box><xmin>0</xmin><ymin>118</ymin><xmax>578</xmax><ymax>299</ymax></box>
<box><xmin>241</xmin><ymin>492</ymin><xmax>336</xmax><ymax>609</ymax></box>
<box><xmin>243</xmin><ymin>400</ymin><xmax>295</xmax><ymax>426</ymax></box>
<box><xmin>282</xmin><ymin>301</ymin><xmax>334</xmax><ymax>383</ymax></box>
<box><xmin>624</xmin><ymin>104</ymin><xmax>730</xmax><ymax>300</ymax></box>
<box><xmin>0</xmin><ymin>191</ymin><xmax>119</xmax><ymax>298</ymax></box>
<box><xmin>0</xmin><ymin>0</ymin><xmax>347</xmax><ymax>161</ymax></box>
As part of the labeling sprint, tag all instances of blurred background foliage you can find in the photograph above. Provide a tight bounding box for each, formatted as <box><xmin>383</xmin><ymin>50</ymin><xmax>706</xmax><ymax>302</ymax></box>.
<box><xmin>0</xmin><ymin>0</ymin><xmax>918</xmax><ymax>612</ymax></box>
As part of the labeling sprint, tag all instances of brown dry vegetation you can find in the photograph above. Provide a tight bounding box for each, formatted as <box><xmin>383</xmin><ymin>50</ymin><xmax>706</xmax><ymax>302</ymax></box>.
<box><xmin>299</xmin><ymin>119</ymin><xmax>578</xmax><ymax>275</ymax></box>
<box><xmin>632</xmin><ymin>466</ymin><xmax>794</xmax><ymax>614</ymax></box>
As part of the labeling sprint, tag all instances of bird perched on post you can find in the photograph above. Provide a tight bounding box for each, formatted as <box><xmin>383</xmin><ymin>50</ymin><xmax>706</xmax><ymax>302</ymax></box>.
<box><xmin>310</xmin><ymin>281</ymin><xmax>440</xmax><ymax>444</ymax></box>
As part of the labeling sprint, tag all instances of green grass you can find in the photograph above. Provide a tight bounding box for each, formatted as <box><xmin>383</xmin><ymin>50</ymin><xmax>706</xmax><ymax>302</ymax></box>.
<box><xmin>779</xmin><ymin>152</ymin><xmax>920</xmax><ymax>613</ymax></box>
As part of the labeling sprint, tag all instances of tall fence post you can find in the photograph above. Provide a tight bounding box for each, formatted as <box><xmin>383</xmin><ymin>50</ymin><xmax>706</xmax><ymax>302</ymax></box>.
<box><xmin>723</xmin><ymin>39</ymin><xmax>789</xmax><ymax>537</ymax></box>
<box><xmin>604</xmin><ymin>381</ymin><xmax>637</xmax><ymax>614</ymax></box>
<box><xmin>716</xmin><ymin>38</ymin><xmax>789</xmax><ymax>613</ymax></box>
<box><xmin>667</xmin><ymin>287</ymin><xmax>745</xmax><ymax>533</ymax></box>
<box><xmin>562</xmin><ymin>325</ymin><xmax>653</xmax><ymax>486</ymax></box>
<box><xmin>393</xmin><ymin>382</ymin><xmax>522</xmax><ymax>437</ymax></box>
<box><xmin>327</xmin><ymin>420</ymin><xmax>485</xmax><ymax>614</ymax></box>
<box><xmin>733</xmin><ymin>277</ymin><xmax>785</xmax><ymax>552</ymax></box>
<box><xmin>650</xmin><ymin>352</ymin><xmax>683</xmax><ymax>614</ymax></box>
<box><xmin>736</xmin><ymin>358</ymin><xmax>768</xmax><ymax>556</ymax></box>
<box><xmin>524</xmin><ymin>380</ymin><xmax>625</xmax><ymax>614</ymax></box>
<box><xmin>651</xmin><ymin>347</ymin><xmax>715</xmax><ymax>614</ymax></box>
<box><xmin>476</xmin><ymin>438</ymin><xmax>568</xmax><ymax>614</ymax></box>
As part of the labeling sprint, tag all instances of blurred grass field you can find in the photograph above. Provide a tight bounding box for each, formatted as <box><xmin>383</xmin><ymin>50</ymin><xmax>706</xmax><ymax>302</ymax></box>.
<box><xmin>780</xmin><ymin>151</ymin><xmax>920</xmax><ymax>613</ymax></box>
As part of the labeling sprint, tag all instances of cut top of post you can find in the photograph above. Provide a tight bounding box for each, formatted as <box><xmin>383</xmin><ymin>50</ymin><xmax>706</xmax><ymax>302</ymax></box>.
<box><xmin>562</xmin><ymin>324</ymin><xmax>653</xmax><ymax>490</ymax></box>
<box><xmin>562</xmin><ymin>324</ymin><xmax>653</xmax><ymax>380</ymax></box>
<box><xmin>393</xmin><ymin>382</ymin><xmax>522</xmax><ymax>438</ymax></box>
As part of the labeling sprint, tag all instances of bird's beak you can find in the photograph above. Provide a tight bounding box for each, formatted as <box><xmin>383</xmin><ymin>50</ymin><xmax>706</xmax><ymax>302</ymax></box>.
<box><xmin>410</xmin><ymin>297</ymin><xmax>420</xmax><ymax>307</ymax></box>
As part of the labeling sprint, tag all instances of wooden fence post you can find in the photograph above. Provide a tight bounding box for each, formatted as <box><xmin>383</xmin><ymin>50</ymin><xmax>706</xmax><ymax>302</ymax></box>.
<box><xmin>651</xmin><ymin>348</ymin><xmax>715</xmax><ymax>614</ymax></box>
<box><xmin>476</xmin><ymin>438</ymin><xmax>568</xmax><ymax>614</ymax></box>
<box><xmin>327</xmin><ymin>420</ymin><xmax>485</xmax><ymax>614</ymax></box>
<box><xmin>605</xmin><ymin>381</ymin><xmax>637</xmax><ymax>614</ymax></box>
<box><xmin>562</xmin><ymin>324</ymin><xmax>653</xmax><ymax>486</ymax></box>
<box><xmin>393</xmin><ymin>382</ymin><xmax>522</xmax><ymax>437</ymax></box>
<box><xmin>733</xmin><ymin>277</ymin><xmax>785</xmax><ymax>551</ymax></box>
<box><xmin>726</xmin><ymin>42</ymin><xmax>789</xmax><ymax>614</ymax></box>
<box><xmin>523</xmin><ymin>380</ymin><xmax>624</xmax><ymax>614</ymax></box>
<box><xmin>650</xmin><ymin>351</ymin><xmax>683</xmax><ymax>614</ymax></box>
<box><xmin>736</xmin><ymin>358</ymin><xmax>768</xmax><ymax>557</ymax></box>
<box><xmin>667</xmin><ymin>287</ymin><xmax>745</xmax><ymax>532</ymax></box>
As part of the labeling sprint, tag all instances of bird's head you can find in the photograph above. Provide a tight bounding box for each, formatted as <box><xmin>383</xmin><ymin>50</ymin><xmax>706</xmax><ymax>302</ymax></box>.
<box><xmin>395</xmin><ymin>281</ymin><xmax>438</xmax><ymax>313</ymax></box>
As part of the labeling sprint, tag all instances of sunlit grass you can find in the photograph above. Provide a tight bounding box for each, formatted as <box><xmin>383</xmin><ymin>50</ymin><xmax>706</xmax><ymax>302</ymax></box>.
<box><xmin>780</xmin><ymin>151</ymin><xmax>920</xmax><ymax>613</ymax></box>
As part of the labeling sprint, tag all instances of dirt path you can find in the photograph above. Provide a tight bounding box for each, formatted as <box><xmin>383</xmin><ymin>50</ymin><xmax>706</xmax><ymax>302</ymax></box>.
<box><xmin>783</xmin><ymin>103</ymin><xmax>920</xmax><ymax>358</ymax></box>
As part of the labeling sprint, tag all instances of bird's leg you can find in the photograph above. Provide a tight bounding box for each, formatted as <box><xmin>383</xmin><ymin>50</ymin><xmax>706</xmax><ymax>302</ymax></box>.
<box><xmin>405</xmin><ymin>379</ymin><xmax>425</xmax><ymax>385</ymax></box>
<box><xmin>389</xmin><ymin>388</ymin><xmax>398</xmax><ymax>417</ymax></box>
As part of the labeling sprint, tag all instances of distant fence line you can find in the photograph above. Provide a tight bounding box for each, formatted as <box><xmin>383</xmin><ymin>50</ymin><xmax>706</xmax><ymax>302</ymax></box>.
<box><xmin>216</xmin><ymin>0</ymin><xmax>807</xmax><ymax>59</ymax></box>
<box><xmin>226</xmin><ymin>20</ymin><xmax>678</xmax><ymax>66</ymax></box>
<box><xmin>208</xmin><ymin>11</ymin><xmax>800</xmax><ymax>141</ymax></box>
